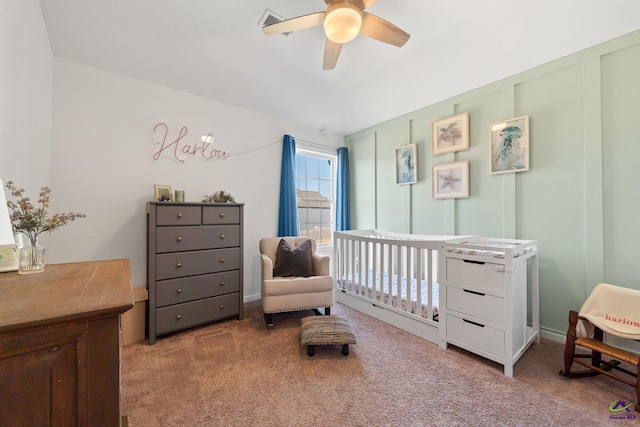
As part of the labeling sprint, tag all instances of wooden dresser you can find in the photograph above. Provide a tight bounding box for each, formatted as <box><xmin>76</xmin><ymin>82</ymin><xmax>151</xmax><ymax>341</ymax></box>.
<box><xmin>147</xmin><ymin>202</ymin><xmax>244</xmax><ymax>344</ymax></box>
<box><xmin>0</xmin><ymin>259</ymin><xmax>134</xmax><ymax>427</ymax></box>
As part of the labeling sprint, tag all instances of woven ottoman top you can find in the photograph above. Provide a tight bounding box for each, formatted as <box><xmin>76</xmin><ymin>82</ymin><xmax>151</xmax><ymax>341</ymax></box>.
<box><xmin>300</xmin><ymin>315</ymin><xmax>356</xmax><ymax>346</ymax></box>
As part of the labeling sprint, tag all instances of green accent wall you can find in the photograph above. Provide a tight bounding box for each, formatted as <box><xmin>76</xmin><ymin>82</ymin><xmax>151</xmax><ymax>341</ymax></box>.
<box><xmin>346</xmin><ymin>30</ymin><xmax>640</xmax><ymax>338</ymax></box>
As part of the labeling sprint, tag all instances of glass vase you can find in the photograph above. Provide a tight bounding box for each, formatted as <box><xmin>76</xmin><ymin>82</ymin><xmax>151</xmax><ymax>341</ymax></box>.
<box><xmin>18</xmin><ymin>234</ymin><xmax>45</xmax><ymax>274</ymax></box>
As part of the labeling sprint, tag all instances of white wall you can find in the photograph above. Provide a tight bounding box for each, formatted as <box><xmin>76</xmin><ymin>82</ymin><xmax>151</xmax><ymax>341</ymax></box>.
<box><xmin>0</xmin><ymin>0</ymin><xmax>52</xmax><ymax>190</ymax></box>
<box><xmin>49</xmin><ymin>59</ymin><xmax>344</xmax><ymax>300</ymax></box>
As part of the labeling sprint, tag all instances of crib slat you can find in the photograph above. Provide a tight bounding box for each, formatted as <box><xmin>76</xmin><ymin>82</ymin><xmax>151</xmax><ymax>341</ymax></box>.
<box><xmin>405</xmin><ymin>246</ymin><xmax>412</xmax><ymax>314</ymax></box>
<box><xmin>416</xmin><ymin>247</ymin><xmax>422</xmax><ymax>316</ymax></box>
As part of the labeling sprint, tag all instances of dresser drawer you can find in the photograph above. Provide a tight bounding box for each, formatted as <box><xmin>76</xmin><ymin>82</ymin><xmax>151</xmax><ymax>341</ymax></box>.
<box><xmin>446</xmin><ymin>258</ymin><xmax>505</xmax><ymax>292</ymax></box>
<box><xmin>156</xmin><ymin>293</ymin><xmax>240</xmax><ymax>334</ymax></box>
<box><xmin>156</xmin><ymin>271</ymin><xmax>240</xmax><ymax>308</ymax></box>
<box><xmin>156</xmin><ymin>248</ymin><xmax>241</xmax><ymax>280</ymax></box>
<box><xmin>156</xmin><ymin>225</ymin><xmax>240</xmax><ymax>253</ymax></box>
<box><xmin>445</xmin><ymin>285</ymin><xmax>505</xmax><ymax>325</ymax></box>
<box><xmin>202</xmin><ymin>205</ymin><xmax>240</xmax><ymax>225</ymax></box>
<box><xmin>446</xmin><ymin>313</ymin><xmax>504</xmax><ymax>359</ymax></box>
<box><xmin>156</xmin><ymin>205</ymin><xmax>201</xmax><ymax>225</ymax></box>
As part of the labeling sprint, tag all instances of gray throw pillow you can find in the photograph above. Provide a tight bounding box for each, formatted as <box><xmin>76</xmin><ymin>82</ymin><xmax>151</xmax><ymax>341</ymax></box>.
<box><xmin>273</xmin><ymin>239</ymin><xmax>313</xmax><ymax>277</ymax></box>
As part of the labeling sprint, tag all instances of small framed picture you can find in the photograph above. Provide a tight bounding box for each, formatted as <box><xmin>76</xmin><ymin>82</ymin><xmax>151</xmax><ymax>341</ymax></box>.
<box><xmin>432</xmin><ymin>112</ymin><xmax>469</xmax><ymax>155</ymax></box>
<box><xmin>490</xmin><ymin>115</ymin><xmax>529</xmax><ymax>174</ymax></box>
<box><xmin>432</xmin><ymin>161</ymin><xmax>469</xmax><ymax>199</ymax></box>
<box><xmin>395</xmin><ymin>144</ymin><xmax>417</xmax><ymax>185</ymax></box>
<box><xmin>154</xmin><ymin>184</ymin><xmax>173</xmax><ymax>202</ymax></box>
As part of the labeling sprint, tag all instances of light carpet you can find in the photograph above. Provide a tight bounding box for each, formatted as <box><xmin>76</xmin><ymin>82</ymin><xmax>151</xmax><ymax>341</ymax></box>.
<box><xmin>121</xmin><ymin>301</ymin><xmax>637</xmax><ymax>426</ymax></box>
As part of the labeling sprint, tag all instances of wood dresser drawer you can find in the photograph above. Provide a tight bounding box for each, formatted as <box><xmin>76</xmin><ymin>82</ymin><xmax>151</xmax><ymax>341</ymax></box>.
<box><xmin>445</xmin><ymin>285</ymin><xmax>505</xmax><ymax>325</ymax></box>
<box><xmin>446</xmin><ymin>313</ymin><xmax>505</xmax><ymax>359</ymax></box>
<box><xmin>202</xmin><ymin>205</ymin><xmax>240</xmax><ymax>225</ymax></box>
<box><xmin>156</xmin><ymin>293</ymin><xmax>240</xmax><ymax>335</ymax></box>
<box><xmin>445</xmin><ymin>258</ymin><xmax>505</xmax><ymax>293</ymax></box>
<box><xmin>156</xmin><ymin>271</ymin><xmax>240</xmax><ymax>308</ymax></box>
<box><xmin>156</xmin><ymin>205</ymin><xmax>201</xmax><ymax>225</ymax></box>
<box><xmin>155</xmin><ymin>247</ymin><xmax>241</xmax><ymax>280</ymax></box>
<box><xmin>156</xmin><ymin>225</ymin><xmax>240</xmax><ymax>253</ymax></box>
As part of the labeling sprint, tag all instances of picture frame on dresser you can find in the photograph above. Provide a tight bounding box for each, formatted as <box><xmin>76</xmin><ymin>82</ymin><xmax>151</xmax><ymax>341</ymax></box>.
<box><xmin>153</xmin><ymin>184</ymin><xmax>173</xmax><ymax>202</ymax></box>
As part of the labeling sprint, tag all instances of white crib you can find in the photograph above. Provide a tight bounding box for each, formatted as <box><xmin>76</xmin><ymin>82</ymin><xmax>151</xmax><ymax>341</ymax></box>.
<box><xmin>334</xmin><ymin>229</ymin><xmax>540</xmax><ymax>377</ymax></box>
<box><xmin>333</xmin><ymin>229</ymin><xmax>457</xmax><ymax>344</ymax></box>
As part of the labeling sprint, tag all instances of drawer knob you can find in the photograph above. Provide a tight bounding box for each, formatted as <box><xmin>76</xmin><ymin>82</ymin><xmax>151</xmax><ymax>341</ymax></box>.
<box><xmin>220</xmin><ymin>258</ymin><xmax>225</xmax><ymax>263</ymax></box>
<box><xmin>176</xmin><ymin>314</ymin><xmax>182</xmax><ymax>320</ymax></box>
<box><xmin>220</xmin><ymin>281</ymin><xmax>225</xmax><ymax>286</ymax></box>
<box><xmin>219</xmin><ymin>212</ymin><xmax>225</xmax><ymax>217</ymax></box>
<box><xmin>220</xmin><ymin>305</ymin><xmax>224</xmax><ymax>310</ymax></box>
<box><xmin>220</xmin><ymin>234</ymin><xmax>225</xmax><ymax>239</ymax></box>
<box><xmin>176</xmin><ymin>236</ymin><xmax>183</xmax><ymax>242</ymax></box>
<box><xmin>176</xmin><ymin>288</ymin><xmax>182</xmax><ymax>294</ymax></box>
<box><xmin>177</xmin><ymin>213</ymin><xmax>183</xmax><ymax>219</ymax></box>
<box><xmin>176</xmin><ymin>262</ymin><xmax>182</xmax><ymax>268</ymax></box>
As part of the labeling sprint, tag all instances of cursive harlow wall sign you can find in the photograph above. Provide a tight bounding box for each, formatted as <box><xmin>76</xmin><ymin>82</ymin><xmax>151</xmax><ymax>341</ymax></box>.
<box><xmin>153</xmin><ymin>122</ymin><xmax>231</xmax><ymax>163</ymax></box>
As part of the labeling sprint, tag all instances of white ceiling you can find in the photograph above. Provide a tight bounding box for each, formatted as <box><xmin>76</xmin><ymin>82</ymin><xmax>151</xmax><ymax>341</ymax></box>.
<box><xmin>40</xmin><ymin>0</ymin><xmax>640</xmax><ymax>135</ymax></box>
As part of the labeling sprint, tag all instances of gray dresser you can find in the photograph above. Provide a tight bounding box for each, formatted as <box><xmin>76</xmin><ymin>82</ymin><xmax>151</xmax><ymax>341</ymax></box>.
<box><xmin>147</xmin><ymin>202</ymin><xmax>244</xmax><ymax>344</ymax></box>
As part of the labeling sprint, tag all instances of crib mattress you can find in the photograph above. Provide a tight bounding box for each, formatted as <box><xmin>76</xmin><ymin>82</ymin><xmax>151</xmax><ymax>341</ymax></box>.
<box><xmin>338</xmin><ymin>270</ymin><xmax>438</xmax><ymax>320</ymax></box>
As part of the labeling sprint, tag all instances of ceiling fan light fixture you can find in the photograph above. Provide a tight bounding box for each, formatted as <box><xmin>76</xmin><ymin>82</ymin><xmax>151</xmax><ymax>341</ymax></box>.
<box><xmin>323</xmin><ymin>4</ymin><xmax>362</xmax><ymax>44</ymax></box>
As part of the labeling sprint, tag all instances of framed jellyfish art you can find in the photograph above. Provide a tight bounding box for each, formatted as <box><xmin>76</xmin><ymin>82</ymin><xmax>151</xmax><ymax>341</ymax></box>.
<box><xmin>490</xmin><ymin>115</ymin><xmax>529</xmax><ymax>174</ymax></box>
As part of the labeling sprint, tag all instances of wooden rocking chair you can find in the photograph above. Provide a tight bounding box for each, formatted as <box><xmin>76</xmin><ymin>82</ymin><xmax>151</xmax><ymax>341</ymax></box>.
<box><xmin>559</xmin><ymin>310</ymin><xmax>640</xmax><ymax>412</ymax></box>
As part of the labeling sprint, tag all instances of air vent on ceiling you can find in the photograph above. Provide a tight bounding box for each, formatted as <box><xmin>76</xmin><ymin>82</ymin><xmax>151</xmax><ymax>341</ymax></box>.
<box><xmin>259</xmin><ymin>9</ymin><xmax>292</xmax><ymax>37</ymax></box>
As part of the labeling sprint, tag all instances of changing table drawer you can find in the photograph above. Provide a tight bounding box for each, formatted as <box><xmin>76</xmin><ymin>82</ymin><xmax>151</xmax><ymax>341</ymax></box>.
<box><xmin>156</xmin><ymin>293</ymin><xmax>240</xmax><ymax>335</ymax></box>
<box><xmin>446</xmin><ymin>313</ymin><xmax>504</xmax><ymax>359</ymax></box>
<box><xmin>446</xmin><ymin>285</ymin><xmax>505</xmax><ymax>325</ymax></box>
<box><xmin>446</xmin><ymin>258</ymin><xmax>505</xmax><ymax>293</ymax></box>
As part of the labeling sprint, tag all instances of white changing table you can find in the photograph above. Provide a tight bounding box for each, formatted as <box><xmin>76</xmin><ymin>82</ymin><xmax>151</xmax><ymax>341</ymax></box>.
<box><xmin>438</xmin><ymin>236</ymin><xmax>539</xmax><ymax>377</ymax></box>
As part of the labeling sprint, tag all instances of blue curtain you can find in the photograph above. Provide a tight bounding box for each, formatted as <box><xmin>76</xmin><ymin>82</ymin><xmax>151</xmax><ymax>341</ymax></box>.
<box><xmin>336</xmin><ymin>146</ymin><xmax>350</xmax><ymax>231</ymax></box>
<box><xmin>277</xmin><ymin>135</ymin><xmax>299</xmax><ymax>237</ymax></box>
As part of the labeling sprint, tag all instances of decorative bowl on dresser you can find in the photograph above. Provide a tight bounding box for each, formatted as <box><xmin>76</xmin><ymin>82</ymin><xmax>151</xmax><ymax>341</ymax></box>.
<box><xmin>146</xmin><ymin>202</ymin><xmax>244</xmax><ymax>344</ymax></box>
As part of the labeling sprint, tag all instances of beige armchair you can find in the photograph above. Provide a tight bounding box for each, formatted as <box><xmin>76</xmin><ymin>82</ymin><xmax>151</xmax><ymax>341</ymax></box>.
<box><xmin>260</xmin><ymin>237</ymin><xmax>334</xmax><ymax>327</ymax></box>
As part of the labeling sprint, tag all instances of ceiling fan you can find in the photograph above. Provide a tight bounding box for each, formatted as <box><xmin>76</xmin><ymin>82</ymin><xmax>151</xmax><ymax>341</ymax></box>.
<box><xmin>262</xmin><ymin>0</ymin><xmax>410</xmax><ymax>70</ymax></box>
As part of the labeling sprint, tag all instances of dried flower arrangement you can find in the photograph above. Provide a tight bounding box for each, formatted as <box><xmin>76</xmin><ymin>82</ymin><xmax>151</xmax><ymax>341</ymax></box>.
<box><xmin>202</xmin><ymin>190</ymin><xmax>236</xmax><ymax>203</ymax></box>
<box><xmin>5</xmin><ymin>181</ymin><xmax>86</xmax><ymax>246</ymax></box>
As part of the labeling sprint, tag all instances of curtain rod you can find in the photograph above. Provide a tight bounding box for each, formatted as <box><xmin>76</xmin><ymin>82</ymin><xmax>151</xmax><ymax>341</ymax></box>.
<box><xmin>295</xmin><ymin>138</ymin><xmax>342</xmax><ymax>150</ymax></box>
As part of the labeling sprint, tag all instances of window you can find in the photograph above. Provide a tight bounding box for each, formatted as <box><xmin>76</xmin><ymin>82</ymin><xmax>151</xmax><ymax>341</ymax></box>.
<box><xmin>296</xmin><ymin>149</ymin><xmax>336</xmax><ymax>245</ymax></box>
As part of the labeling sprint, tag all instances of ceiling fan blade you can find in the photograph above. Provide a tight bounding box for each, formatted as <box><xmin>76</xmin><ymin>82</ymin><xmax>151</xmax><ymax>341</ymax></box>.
<box><xmin>360</xmin><ymin>12</ymin><xmax>410</xmax><ymax>47</ymax></box>
<box><xmin>361</xmin><ymin>0</ymin><xmax>379</xmax><ymax>9</ymax></box>
<box><xmin>262</xmin><ymin>11</ymin><xmax>324</xmax><ymax>35</ymax></box>
<box><xmin>324</xmin><ymin>0</ymin><xmax>375</xmax><ymax>10</ymax></box>
<box><xmin>323</xmin><ymin>39</ymin><xmax>343</xmax><ymax>70</ymax></box>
